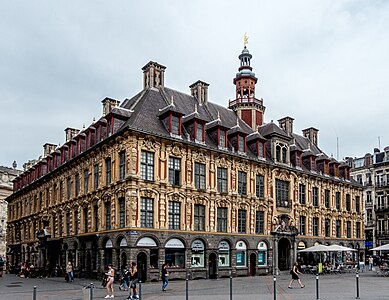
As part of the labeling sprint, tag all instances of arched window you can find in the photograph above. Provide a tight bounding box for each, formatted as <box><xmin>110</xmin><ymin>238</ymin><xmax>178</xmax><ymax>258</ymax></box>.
<box><xmin>165</xmin><ymin>238</ymin><xmax>185</xmax><ymax>268</ymax></box>
<box><xmin>236</xmin><ymin>240</ymin><xmax>247</xmax><ymax>267</ymax></box>
<box><xmin>191</xmin><ymin>240</ymin><xmax>205</xmax><ymax>268</ymax></box>
<box><xmin>257</xmin><ymin>241</ymin><xmax>268</xmax><ymax>266</ymax></box>
<box><xmin>218</xmin><ymin>240</ymin><xmax>230</xmax><ymax>267</ymax></box>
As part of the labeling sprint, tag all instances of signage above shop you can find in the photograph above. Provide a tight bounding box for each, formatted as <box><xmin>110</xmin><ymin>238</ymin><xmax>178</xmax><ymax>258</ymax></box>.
<box><xmin>165</xmin><ymin>238</ymin><xmax>185</xmax><ymax>249</ymax></box>
<box><xmin>191</xmin><ymin>240</ymin><xmax>204</xmax><ymax>251</ymax></box>
<box><xmin>136</xmin><ymin>237</ymin><xmax>157</xmax><ymax>247</ymax></box>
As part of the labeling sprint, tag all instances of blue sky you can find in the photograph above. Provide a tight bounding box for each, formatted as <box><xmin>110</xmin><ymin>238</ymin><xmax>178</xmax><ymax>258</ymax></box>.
<box><xmin>1</xmin><ymin>0</ymin><xmax>389</xmax><ymax>169</ymax></box>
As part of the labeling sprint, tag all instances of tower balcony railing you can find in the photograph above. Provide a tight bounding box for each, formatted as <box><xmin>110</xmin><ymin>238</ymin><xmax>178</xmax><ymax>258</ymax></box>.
<box><xmin>228</xmin><ymin>96</ymin><xmax>263</xmax><ymax>108</ymax></box>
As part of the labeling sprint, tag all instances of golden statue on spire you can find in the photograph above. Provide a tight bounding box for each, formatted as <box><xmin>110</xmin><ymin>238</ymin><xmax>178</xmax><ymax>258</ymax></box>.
<box><xmin>243</xmin><ymin>32</ymin><xmax>249</xmax><ymax>48</ymax></box>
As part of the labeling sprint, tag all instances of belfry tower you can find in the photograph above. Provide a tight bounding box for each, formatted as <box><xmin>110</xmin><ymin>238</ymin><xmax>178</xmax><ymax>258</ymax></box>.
<box><xmin>228</xmin><ymin>36</ymin><xmax>265</xmax><ymax>131</ymax></box>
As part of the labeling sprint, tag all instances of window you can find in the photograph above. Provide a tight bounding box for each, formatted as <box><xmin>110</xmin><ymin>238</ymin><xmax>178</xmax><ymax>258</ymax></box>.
<box><xmin>313</xmin><ymin>217</ymin><xmax>319</xmax><ymax>236</ymax></box>
<box><xmin>299</xmin><ymin>184</ymin><xmax>306</xmax><ymax>205</ymax></box>
<box><xmin>141</xmin><ymin>151</ymin><xmax>154</xmax><ymax>181</ymax></box>
<box><xmin>83</xmin><ymin>207</ymin><xmax>88</xmax><ymax>233</ymax></box>
<box><xmin>58</xmin><ymin>214</ymin><xmax>62</xmax><ymax>236</ymax></box>
<box><xmin>356</xmin><ymin>222</ymin><xmax>361</xmax><ymax>239</ymax></box>
<box><xmin>140</xmin><ymin>197</ymin><xmax>154</xmax><ymax>228</ymax></box>
<box><xmin>325</xmin><ymin>218</ymin><xmax>330</xmax><ymax>237</ymax></box>
<box><xmin>237</xmin><ymin>209</ymin><xmax>246</xmax><ymax>233</ymax></box>
<box><xmin>356</xmin><ymin>196</ymin><xmax>360</xmax><ymax>212</ymax></box>
<box><xmin>219</xmin><ymin>129</ymin><xmax>226</xmax><ymax>148</ymax></box>
<box><xmin>256</xmin><ymin>175</ymin><xmax>264</xmax><ymax>198</ymax></box>
<box><xmin>74</xmin><ymin>209</ymin><xmax>79</xmax><ymax>235</ymax></box>
<box><xmin>105</xmin><ymin>157</ymin><xmax>112</xmax><ymax>185</ymax></box>
<box><xmin>257</xmin><ymin>242</ymin><xmax>267</xmax><ymax>266</ymax></box>
<box><xmin>276</xmin><ymin>179</ymin><xmax>289</xmax><ymax>207</ymax></box>
<box><xmin>59</xmin><ymin>181</ymin><xmax>63</xmax><ymax>202</ymax></box>
<box><xmin>324</xmin><ymin>190</ymin><xmax>330</xmax><ymax>208</ymax></box>
<box><xmin>312</xmin><ymin>187</ymin><xmax>319</xmax><ymax>207</ymax></box>
<box><xmin>119</xmin><ymin>151</ymin><xmax>126</xmax><ymax>180</ymax></box>
<box><xmin>94</xmin><ymin>164</ymin><xmax>99</xmax><ymax>190</ymax></box>
<box><xmin>194</xmin><ymin>204</ymin><xmax>205</xmax><ymax>231</ymax></box>
<box><xmin>67</xmin><ymin>177</ymin><xmax>71</xmax><ymax>200</ymax></box>
<box><xmin>217</xmin><ymin>207</ymin><xmax>227</xmax><ymax>232</ymax></box>
<box><xmin>346</xmin><ymin>221</ymin><xmax>351</xmax><ymax>238</ymax></box>
<box><xmin>236</xmin><ymin>241</ymin><xmax>247</xmax><ymax>267</ymax></box>
<box><xmin>52</xmin><ymin>214</ymin><xmax>56</xmax><ymax>238</ymax></box>
<box><xmin>217</xmin><ymin>167</ymin><xmax>228</xmax><ymax>193</ymax></box>
<box><xmin>336</xmin><ymin>220</ymin><xmax>341</xmax><ymax>238</ymax></box>
<box><xmin>105</xmin><ymin>202</ymin><xmax>111</xmax><ymax>230</ymax></box>
<box><xmin>169</xmin><ymin>157</ymin><xmax>181</xmax><ymax>186</ymax></box>
<box><xmin>84</xmin><ymin>169</ymin><xmax>89</xmax><ymax>193</ymax></box>
<box><xmin>336</xmin><ymin>192</ymin><xmax>341</xmax><ymax>210</ymax></box>
<box><xmin>299</xmin><ymin>216</ymin><xmax>306</xmax><ymax>235</ymax></box>
<box><xmin>66</xmin><ymin>212</ymin><xmax>70</xmax><ymax>235</ymax></box>
<box><xmin>218</xmin><ymin>241</ymin><xmax>230</xmax><ymax>267</ymax></box>
<box><xmin>194</xmin><ymin>163</ymin><xmax>206</xmax><ymax>190</ymax></box>
<box><xmin>191</xmin><ymin>240</ymin><xmax>205</xmax><ymax>268</ymax></box>
<box><xmin>238</xmin><ymin>171</ymin><xmax>247</xmax><ymax>196</ymax></box>
<box><xmin>366</xmin><ymin>191</ymin><xmax>372</xmax><ymax>204</ymax></box>
<box><xmin>119</xmin><ymin>197</ymin><xmax>125</xmax><ymax>228</ymax></box>
<box><xmin>238</xmin><ymin>135</ymin><xmax>245</xmax><ymax>152</ymax></box>
<box><xmin>346</xmin><ymin>194</ymin><xmax>351</xmax><ymax>211</ymax></box>
<box><xmin>171</xmin><ymin>115</ymin><xmax>180</xmax><ymax>135</ymax></box>
<box><xmin>195</xmin><ymin>122</ymin><xmax>203</xmax><ymax>142</ymax></box>
<box><xmin>168</xmin><ymin>201</ymin><xmax>180</xmax><ymax>230</ymax></box>
<box><xmin>94</xmin><ymin>205</ymin><xmax>98</xmax><ymax>232</ymax></box>
<box><xmin>256</xmin><ymin>211</ymin><xmax>265</xmax><ymax>234</ymax></box>
<box><xmin>75</xmin><ymin>173</ymin><xmax>80</xmax><ymax>197</ymax></box>
<box><xmin>378</xmin><ymin>219</ymin><xmax>384</xmax><ymax>235</ymax></box>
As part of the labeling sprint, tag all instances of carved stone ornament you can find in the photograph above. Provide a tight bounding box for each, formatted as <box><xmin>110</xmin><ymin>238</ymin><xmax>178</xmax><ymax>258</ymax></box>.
<box><xmin>171</xmin><ymin>145</ymin><xmax>182</xmax><ymax>156</ymax></box>
<box><xmin>216</xmin><ymin>156</ymin><xmax>229</xmax><ymax>168</ymax></box>
<box><xmin>236</xmin><ymin>161</ymin><xmax>249</xmax><ymax>172</ymax></box>
<box><xmin>193</xmin><ymin>151</ymin><xmax>207</xmax><ymax>164</ymax></box>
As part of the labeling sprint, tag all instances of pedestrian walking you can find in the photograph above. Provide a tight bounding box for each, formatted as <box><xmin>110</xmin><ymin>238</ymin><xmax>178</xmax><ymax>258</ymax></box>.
<box><xmin>369</xmin><ymin>256</ymin><xmax>374</xmax><ymax>271</ymax></box>
<box><xmin>126</xmin><ymin>262</ymin><xmax>139</xmax><ymax>300</ymax></box>
<box><xmin>119</xmin><ymin>265</ymin><xmax>130</xmax><ymax>291</ymax></box>
<box><xmin>161</xmin><ymin>263</ymin><xmax>169</xmax><ymax>291</ymax></box>
<box><xmin>66</xmin><ymin>262</ymin><xmax>74</xmax><ymax>282</ymax></box>
<box><xmin>105</xmin><ymin>264</ymin><xmax>115</xmax><ymax>298</ymax></box>
<box><xmin>288</xmin><ymin>262</ymin><xmax>305</xmax><ymax>289</ymax></box>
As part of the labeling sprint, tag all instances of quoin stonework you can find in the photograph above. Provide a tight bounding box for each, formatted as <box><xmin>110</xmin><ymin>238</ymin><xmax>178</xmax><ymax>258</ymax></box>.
<box><xmin>6</xmin><ymin>46</ymin><xmax>364</xmax><ymax>280</ymax></box>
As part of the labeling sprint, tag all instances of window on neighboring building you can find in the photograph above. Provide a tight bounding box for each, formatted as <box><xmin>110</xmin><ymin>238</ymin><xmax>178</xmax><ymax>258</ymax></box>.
<box><xmin>194</xmin><ymin>204</ymin><xmax>205</xmax><ymax>231</ymax></box>
<box><xmin>336</xmin><ymin>192</ymin><xmax>341</xmax><ymax>210</ymax></box>
<box><xmin>356</xmin><ymin>196</ymin><xmax>360</xmax><ymax>212</ymax></box>
<box><xmin>256</xmin><ymin>211</ymin><xmax>265</xmax><ymax>234</ymax></box>
<box><xmin>324</xmin><ymin>189</ymin><xmax>330</xmax><ymax>208</ymax></box>
<box><xmin>378</xmin><ymin>219</ymin><xmax>384</xmax><ymax>235</ymax></box>
<box><xmin>169</xmin><ymin>157</ymin><xmax>181</xmax><ymax>186</ymax></box>
<box><xmin>140</xmin><ymin>197</ymin><xmax>154</xmax><ymax>228</ymax></box>
<box><xmin>94</xmin><ymin>164</ymin><xmax>99</xmax><ymax>190</ymax></box>
<box><xmin>168</xmin><ymin>201</ymin><xmax>180</xmax><ymax>230</ymax></box>
<box><xmin>238</xmin><ymin>171</ymin><xmax>247</xmax><ymax>196</ymax></box>
<box><xmin>217</xmin><ymin>207</ymin><xmax>227</xmax><ymax>232</ymax></box>
<box><xmin>312</xmin><ymin>187</ymin><xmax>319</xmax><ymax>207</ymax></box>
<box><xmin>256</xmin><ymin>175</ymin><xmax>264</xmax><ymax>198</ymax></box>
<box><xmin>366</xmin><ymin>191</ymin><xmax>372</xmax><ymax>204</ymax></box>
<box><xmin>299</xmin><ymin>216</ymin><xmax>306</xmax><ymax>235</ymax></box>
<box><xmin>58</xmin><ymin>214</ymin><xmax>62</xmax><ymax>236</ymax></box>
<box><xmin>276</xmin><ymin>179</ymin><xmax>289</xmax><ymax>207</ymax></box>
<box><xmin>299</xmin><ymin>184</ymin><xmax>306</xmax><ymax>205</ymax></box>
<box><xmin>217</xmin><ymin>167</ymin><xmax>228</xmax><ymax>193</ymax></box>
<box><xmin>194</xmin><ymin>163</ymin><xmax>206</xmax><ymax>190</ymax></box>
<box><xmin>67</xmin><ymin>177</ymin><xmax>71</xmax><ymax>200</ymax></box>
<box><xmin>119</xmin><ymin>151</ymin><xmax>126</xmax><ymax>180</ymax></box>
<box><xmin>93</xmin><ymin>204</ymin><xmax>98</xmax><ymax>232</ymax></box>
<box><xmin>336</xmin><ymin>220</ymin><xmax>341</xmax><ymax>238</ymax></box>
<box><xmin>237</xmin><ymin>209</ymin><xmax>246</xmax><ymax>233</ymax></box>
<box><xmin>105</xmin><ymin>202</ymin><xmax>111</xmax><ymax>230</ymax></box>
<box><xmin>313</xmin><ymin>217</ymin><xmax>319</xmax><ymax>236</ymax></box>
<box><xmin>84</xmin><ymin>169</ymin><xmax>89</xmax><ymax>193</ymax></box>
<box><xmin>105</xmin><ymin>157</ymin><xmax>112</xmax><ymax>185</ymax></box>
<box><xmin>141</xmin><ymin>151</ymin><xmax>154</xmax><ymax>181</ymax></box>
<box><xmin>75</xmin><ymin>173</ymin><xmax>80</xmax><ymax>197</ymax></box>
<box><xmin>119</xmin><ymin>197</ymin><xmax>125</xmax><ymax>228</ymax></box>
<box><xmin>66</xmin><ymin>212</ymin><xmax>70</xmax><ymax>235</ymax></box>
<box><xmin>356</xmin><ymin>222</ymin><xmax>361</xmax><ymax>239</ymax></box>
<box><xmin>325</xmin><ymin>218</ymin><xmax>330</xmax><ymax>237</ymax></box>
<box><xmin>74</xmin><ymin>209</ymin><xmax>78</xmax><ymax>235</ymax></box>
<box><xmin>83</xmin><ymin>207</ymin><xmax>88</xmax><ymax>233</ymax></box>
<box><xmin>346</xmin><ymin>194</ymin><xmax>351</xmax><ymax>211</ymax></box>
<box><xmin>346</xmin><ymin>221</ymin><xmax>351</xmax><ymax>238</ymax></box>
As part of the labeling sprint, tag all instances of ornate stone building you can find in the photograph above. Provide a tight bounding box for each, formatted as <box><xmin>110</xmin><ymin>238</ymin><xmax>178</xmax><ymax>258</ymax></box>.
<box><xmin>7</xmin><ymin>46</ymin><xmax>363</xmax><ymax>280</ymax></box>
<box><xmin>0</xmin><ymin>164</ymin><xmax>21</xmax><ymax>258</ymax></box>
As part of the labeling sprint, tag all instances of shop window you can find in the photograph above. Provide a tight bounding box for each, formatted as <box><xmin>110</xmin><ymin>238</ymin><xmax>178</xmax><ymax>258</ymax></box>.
<box><xmin>218</xmin><ymin>241</ymin><xmax>230</xmax><ymax>267</ymax></box>
<box><xmin>150</xmin><ymin>249</ymin><xmax>159</xmax><ymax>269</ymax></box>
<box><xmin>165</xmin><ymin>238</ymin><xmax>185</xmax><ymax>268</ymax></box>
<box><xmin>236</xmin><ymin>240</ymin><xmax>247</xmax><ymax>267</ymax></box>
<box><xmin>257</xmin><ymin>242</ymin><xmax>267</xmax><ymax>266</ymax></box>
<box><xmin>191</xmin><ymin>240</ymin><xmax>205</xmax><ymax>268</ymax></box>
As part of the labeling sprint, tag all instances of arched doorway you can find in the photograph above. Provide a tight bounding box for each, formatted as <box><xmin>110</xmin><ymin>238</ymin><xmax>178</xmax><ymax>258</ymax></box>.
<box><xmin>208</xmin><ymin>253</ymin><xmax>217</xmax><ymax>279</ymax></box>
<box><xmin>250</xmin><ymin>253</ymin><xmax>256</xmax><ymax>276</ymax></box>
<box><xmin>121</xmin><ymin>252</ymin><xmax>127</xmax><ymax>270</ymax></box>
<box><xmin>278</xmin><ymin>238</ymin><xmax>290</xmax><ymax>271</ymax></box>
<box><xmin>137</xmin><ymin>252</ymin><xmax>147</xmax><ymax>283</ymax></box>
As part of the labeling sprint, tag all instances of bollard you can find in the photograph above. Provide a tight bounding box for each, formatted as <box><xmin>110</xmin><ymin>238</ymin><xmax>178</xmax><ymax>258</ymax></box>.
<box><xmin>89</xmin><ymin>283</ymin><xmax>93</xmax><ymax>300</ymax></box>
<box><xmin>316</xmin><ymin>274</ymin><xmax>319</xmax><ymax>300</ymax></box>
<box><xmin>186</xmin><ymin>276</ymin><xmax>189</xmax><ymax>300</ymax></box>
<box><xmin>273</xmin><ymin>276</ymin><xmax>276</xmax><ymax>300</ymax></box>
<box><xmin>356</xmin><ymin>271</ymin><xmax>360</xmax><ymax>299</ymax></box>
<box><xmin>139</xmin><ymin>280</ymin><xmax>142</xmax><ymax>300</ymax></box>
<box><xmin>230</xmin><ymin>271</ymin><xmax>233</xmax><ymax>300</ymax></box>
<box><xmin>33</xmin><ymin>286</ymin><xmax>37</xmax><ymax>300</ymax></box>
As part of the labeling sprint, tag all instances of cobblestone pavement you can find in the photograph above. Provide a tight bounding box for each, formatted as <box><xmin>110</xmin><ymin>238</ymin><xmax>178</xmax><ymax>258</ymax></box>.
<box><xmin>0</xmin><ymin>271</ymin><xmax>388</xmax><ymax>300</ymax></box>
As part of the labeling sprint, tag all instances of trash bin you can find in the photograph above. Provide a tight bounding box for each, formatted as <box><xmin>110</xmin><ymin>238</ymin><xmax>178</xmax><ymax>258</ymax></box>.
<box><xmin>82</xmin><ymin>284</ymin><xmax>94</xmax><ymax>300</ymax></box>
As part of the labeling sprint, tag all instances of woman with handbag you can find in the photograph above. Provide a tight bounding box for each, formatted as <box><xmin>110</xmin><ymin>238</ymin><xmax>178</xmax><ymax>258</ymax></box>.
<box><xmin>288</xmin><ymin>262</ymin><xmax>305</xmax><ymax>289</ymax></box>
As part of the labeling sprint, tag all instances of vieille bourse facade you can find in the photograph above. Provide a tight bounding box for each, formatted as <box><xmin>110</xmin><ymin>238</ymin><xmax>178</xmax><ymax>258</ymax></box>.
<box><xmin>6</xmin><ymin>47</ymin><xmax>364</xmax><ymax>281</ymax></box>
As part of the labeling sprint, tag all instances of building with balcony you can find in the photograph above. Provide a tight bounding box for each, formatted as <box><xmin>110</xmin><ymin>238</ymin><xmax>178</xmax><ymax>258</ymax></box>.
<box><xmin>6</xmin><ymin>46</ymin><xmax>363</xmax><ymax>280</ymax></box>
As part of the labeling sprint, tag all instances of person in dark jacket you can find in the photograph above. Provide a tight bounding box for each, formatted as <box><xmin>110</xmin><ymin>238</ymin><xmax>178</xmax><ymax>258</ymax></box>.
<box><xmin>288</xmin><ymin>262</ymin><xmax>305</xmax><ymax>289</ymax></box>
<box><xmin>161</xmin><ymin>263</ymin><xmax>169</xmax><ymax>291</ymax></box>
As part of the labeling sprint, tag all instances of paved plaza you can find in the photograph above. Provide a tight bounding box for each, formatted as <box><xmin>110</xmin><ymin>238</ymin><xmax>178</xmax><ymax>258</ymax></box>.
<box><xmin>0</xmin><ymin>271</ymin><xmax>388</xmax><ymax>300</ymax></box>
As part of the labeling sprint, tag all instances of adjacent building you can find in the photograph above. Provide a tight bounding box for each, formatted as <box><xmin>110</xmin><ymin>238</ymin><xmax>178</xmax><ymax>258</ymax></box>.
<box><xmin>7</xmin><ymin>46</ymin><xmax>364</xmax><ymax>280</ymax></box>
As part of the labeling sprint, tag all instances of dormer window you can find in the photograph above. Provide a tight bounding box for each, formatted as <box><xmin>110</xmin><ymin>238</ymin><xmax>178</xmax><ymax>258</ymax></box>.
<box><xmin>219</xmin><ymin>129</ymin><xmax>226</xmax><ymax>148</ymax></box>
<box><xmin>275</xmin><ymin>142</ymin><xmax>288</xmax><ymax>163</ymax></box>
<box><xmin>195</xmin><ymin>122</ymin><xmax>204</xmax><ymax>142</ymax></box>
<box><xmin>238</xmin><ymin>135</ymin><xmax>245</xmax><ymax>152</ymax></box>
<box><xmin>295</xmin><ymin>153</ymin><xmax>301</xmax><ymax>168</ymax></box>
<box><xmin>310</xmin><ymin>158</ymin><xmax>316</xmax><ymax>171</ymax></box>
<box><xmin>170</xmin><ymin>114</ymin><xmax>182</xmax><ymax>136</ymax></box>
<box><xmin>258</xmin><ymin>142</ymin><xmax>265</xmax><ymax>158</ymax></box>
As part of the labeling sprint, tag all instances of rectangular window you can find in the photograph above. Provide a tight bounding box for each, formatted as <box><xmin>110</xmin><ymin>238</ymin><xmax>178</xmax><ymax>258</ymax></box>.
<box><xmin>84</xmin><ymin>169</ymin><xmax>89</xmax><ymax>193</ymax></box>
<box><xmin>366</xmin><ymin>191</ymin><xmax>372</xmax><ymax>204</ymax></box>
<box><xmin>276</xmin><ymin>179</ymin><xmax>289</xmax><ymax>207</ymax></box>
<box><xmin>256</xmin><ymin>211</ymin><xmax>265</xmax><ymax>234</ymax></box>
<box><xmin>105</xmin><ymin>203</ymin><xmax>111</xmax><ymax>230</ymax></box>
<box><xmin>324</xmin><ymin>189</ymin><xmax>330</xmax><ymax>208</ymax></box>
<box><xmin>119</xmin><ymin>198</ymin><xmax>125</xmax><ymax>228</ymax></box>
<box><xmin>66</xmin><ymin>213</ymin><xmax>70</xmax><ymax>235</ymax></box>
<box><xmin>346</xmin><ymin>194</ymin><xmax>351</xmax><ymax>211</ymax></box>
<box><xmin>94</xmin><ymin>164</ymin><xmax>99</xmax><ymax>190</ymax></box>
<box><xmin>217</xmin><ymin>167</ymin><xmax>228</xmax><ymax>193</ymax></box>
<box><xmin>83</xmin><ymin>207</ymin><xmax>88</xmax><ymax>233</ymax></box>
<box><xmin>219</xmin><ymin>129</ymin><xmax>226</xmax><ymax>148</ymax></box>
<box><xmin>168</xmin><ymin>201</ymin><xmax>180</xmax><ymax>230</ymax></box>
<box><xmin>312</xmin><ymin>187</ymin><xmax>319</xmax><ymax>207</ymax></box>
<box><xmin>237</xmin><ymin>209</ymin><xmax>246</xmax><ymax>233</ymax></box>
<box><xmin>325</xmin><ymin>218</ymin><xmax>330</xmax><ymax>237</ymax></box>
<box><xmin>256</xmin><ymin>175</ymin><xmax>264</xmax><ymax>198</ymax></box>
<box><xmin>119</xmin><ymin>151</ymin><xmax>126</xmax><ymax>180</ymax></box>
<box><xmin>141</xmin><ymin>151</ymin><xmax>154</xmax><ymax>181</ymax></box>
<box><xmin>356</xmin><ymin>196</ymin><xmax>360</xmax><ymax>213</ymax></box>
<box><xmin>75</xmin><ymin>173</ymin><xmax>80</xmax><ymax>197</ymax></box>
<box><xmin>94</xmin><ymin>205</ymin><xmax>98</xmax><ymax>232</ymax></box>
<box><xmin>336</xmin><ymin>220</ymin><xmax>341</xmax><ymax>238</ymax></box>
<box><xmin>105</xmin><ymin>157</ymin><xmax>112</xmax><ymax>185</ymax></box>
<box><xmin>74</xmin><ymin>209</ymin><xmax>78</xmax><ymax>235</ymax></box>
<box><xmin>171</xmin><ymin>115</ymin><xmax>180</xmax><ymax>135</ymax></box>
<box><xmin>238</xmin><ymin>171</ymin><xmax>247</xmax><ymax>196</ymax></box>
<box><xmin>194</xmin><ymin>163</ymin><xmax>206</xmax><ymax>190</ymax></box>
<box><xmin>169</xmin><ymin>157</ymin><xmax>181</xmax><ymax>186</ymax></box>
<box><xmin>299</xmin><ymin>184</ymin><xmax>306</xmax><ymax>205</ymax></box>
<box><xmin>195</xmin><ymin>122</ymin><xmax>203</xmax><ymax>142</ymax></box>
<box><xmin>313</xmin><ymin>217</ymin><xmax>319</xmax><ymax>236</ymax></box>
<box><xmin>58</xmin><ymin>214</ymin><xmax>62</xmax><ymax>236</ymax></box>
<box><xmin>59</xmin><ymin>181</ymin><xmax>63</xmax><ymax>202</ymax></box>
<box><xmin>299</xmin><ymin>216</ymin><xmax>306</xmax><ymax>235</ymax></box>
<box><xmin>238</xmin><ymin>135</ymin><xmax>245</xmax><ymax>152</ymax></box>
<box><xmin>217</xmin><ymin>207</ymin><xmax>227</xmax><ymax>232</ymax></box>
<box><xmin>356</xmin><ymin>222</ymin><xmax>361</xmax><ymax>239</ymax></box>
<box><xmin>336</xmin><ymin>192</ymin><xmax>341</xmax><ymax>210</ymax></box>
<box><xmin>140</xmin><ymin>197</ymin><xmax>154</xmax><ymax>228</ymax></box>
<box><xmin>194</xmin><ymin>204</ymin><xmax>205</xmax><ymax>231</ymax></box>
<box><xmin>346</xmin><ymin>221</ymin><xmax>351</xmax><ymax>238</ymax></box>
<box><xmin>67</xmin><ymin>177</ymin><xmax>71</xmax><ymax>200</ymax></box>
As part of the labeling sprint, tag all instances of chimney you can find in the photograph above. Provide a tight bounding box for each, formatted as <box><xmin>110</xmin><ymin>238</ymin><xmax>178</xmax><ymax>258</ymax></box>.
<box><xmin>102</xmin><ymin>97</ymin><xmax>120</xmax><ymax>116</ymax></box>
<box><xmin>64</xmin><ymin>128</ymin><xmax>80</xmax><ymax>143</ymax></box>
<box><xmin>189</xmin><ymin>80</ymin><xmax>209</xmax><ymax>105</ymax></box>
<box><xmin>278</xmin><ymin>116</ymin><xmax>294</xmax><ymax>136</ymax></box>
<box><xmin>142</xmin><ymin>61</ymin><xmax>166</xmax><ymax>89</ymax></box>
<box><xmin>302</xmin><ymin>127</ymin><xmax>319</xmax><ymax>146</ymax></box>
<box><xmin>43</xmin><ymin>143</ymin><xmax>57</xmax><ymax>157</ymax></box>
